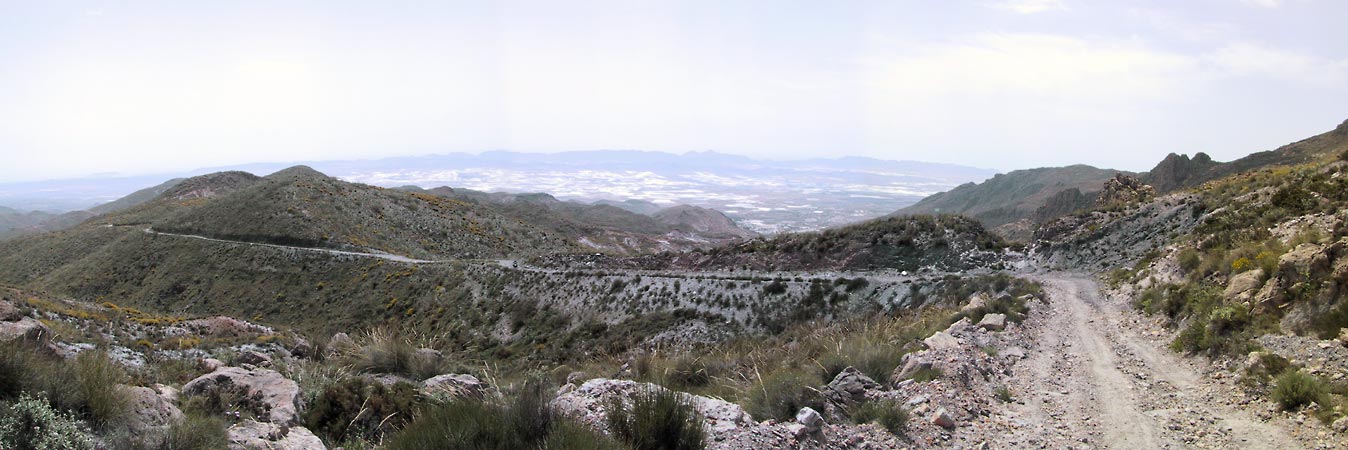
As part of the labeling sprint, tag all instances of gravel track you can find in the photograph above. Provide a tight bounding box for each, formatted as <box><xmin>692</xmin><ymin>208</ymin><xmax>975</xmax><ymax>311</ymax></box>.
<box><xmin>996</xmin><ymin>275</ymin><xmax>1303</xmax><ymax>449</ymax></box>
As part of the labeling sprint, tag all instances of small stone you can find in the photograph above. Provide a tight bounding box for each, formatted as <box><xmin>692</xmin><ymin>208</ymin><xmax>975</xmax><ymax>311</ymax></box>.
<box><xmin>931</xmin><ymin>407</ymin><xmax>956</xmax><ymax>429</ymax></box>
<box><xmin>977</xmin><ymin>313</ymin><xmax>1007</xmax><ymax>331</ymax></box>
<box><xmin>796</xmin><ymin>407</ymin><xmax>824</xmax><ymax>433</ymax></box>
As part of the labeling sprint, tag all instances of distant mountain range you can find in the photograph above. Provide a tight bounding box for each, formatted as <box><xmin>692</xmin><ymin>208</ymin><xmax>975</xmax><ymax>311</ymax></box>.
<box><xmin>0</xmin><ymin>150</ymin><xmax>996</xmax><ymax>235</ymax></box>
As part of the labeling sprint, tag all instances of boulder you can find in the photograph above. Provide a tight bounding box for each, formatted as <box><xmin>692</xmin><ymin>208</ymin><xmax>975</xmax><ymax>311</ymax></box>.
<box><xmin>795</xmin><ymin>406</ymin><xmax>824</xmax><ymax>433</ymax></box>
<box><xmin>182</xmin><ymin>367</ymin><xmax>303</xmax><ymax>426</ymax></box>
<box><xmin>422</xmin><ymin>373</ymin><xmax>486</xmax><ymax>400</ymax></box>
<box><xmin>923</xmin><ymin>331</ymin><xmax>960</xmax><ymax>351</ymax></box>
<box><xmin>183</xmin><ymin>316</ymin><xmax>271</xmax><ymax>338</ymax></box>
<box><xmin>566</xmin><ymin>371</ymin><xmax>588</xmax><ymax>385</ymax></box>
<box><xmin>977</xmin><ymin>313</ymin><xmax>1007</xmax><ymax>331</ymax></box>
<box><xmin>0</xmin><ymin>300</ymin><xmax>21</xmax><ymax>321</ymax></box>
<box><xmin>825</xmin><ymin>366</ymin><xmax>880</xmax><ymax>405</ymax></box>
<box><xmin>118</xmin><ymin>385</ymin><xmax>183</xmax><ymax>432</ymax></box>
<box><xmin>227</xmin><ymin>420</ymin><xmax>326</xmax><ymax>450</ymax></box>
<box><xmin>0</xmin><ymin>317</ymin><xmax>50</xmax><ymax>343</ymax></box>
<box><xmin>237</xmin><ymin>350</ymin><xmax>272</xmax><ymax>367</ymax></box>
<box><xmin>1224</xmin><ymin>269</ymin><xmax>1266</xmax><ymax>302</ymax></box>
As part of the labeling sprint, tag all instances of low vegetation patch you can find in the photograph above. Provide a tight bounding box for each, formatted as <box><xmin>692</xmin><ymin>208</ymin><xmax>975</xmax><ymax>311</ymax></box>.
<box><xmin>607</xmin><ymin>387</ymin><xmax>707</xmax><ymax>450</ymax></box>
<box><xmin>384</xmin><ymin>379</ymin><xmax>622</xmax><ymax>450</ymax></box>
<box><xmin>849</xmin><ymin>399</ymin><xmax>908</xmax><ymax>435</ymax></box>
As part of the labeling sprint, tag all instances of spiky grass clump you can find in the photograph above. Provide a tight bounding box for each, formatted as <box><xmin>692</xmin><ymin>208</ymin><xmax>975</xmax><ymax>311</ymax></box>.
<box><xmin>607</xmin><ymin>387</ymin><xmax>707</xmax><ymax>450</ymax></box>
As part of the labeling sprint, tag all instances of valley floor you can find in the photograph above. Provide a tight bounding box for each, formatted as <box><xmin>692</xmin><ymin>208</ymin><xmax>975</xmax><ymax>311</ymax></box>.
<box><xmin>977</xmin><ymin>275</ymin><xmax>1331</xmax><ymax>449</ymax></box>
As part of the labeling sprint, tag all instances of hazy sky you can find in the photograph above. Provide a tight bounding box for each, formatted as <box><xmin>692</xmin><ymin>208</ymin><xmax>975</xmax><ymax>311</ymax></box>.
<box><xmin>2</xmin><ymin>0</ymin><xmax>1346</xmax><ymax>182</ymax></box>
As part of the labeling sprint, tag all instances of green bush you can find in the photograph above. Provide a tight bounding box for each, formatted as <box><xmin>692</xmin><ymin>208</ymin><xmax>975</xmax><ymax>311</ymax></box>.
<box><xmin>607</xmin><ymin>388</ymin><xmax>707</xmax><ymax>450</ymax></box>
<box><xmin>0</xmin><ymin>344</ymin><xmax>128</xmax><ymax>429</ymax></box>
<box><xmin>746</xmin><ymin>369</ymin><xmax>825</xmax><ymax>422</ymax></box>
<box><xmin>71</xmin><ymin>350</ymin><xmax>129</xmax><ymax>428</ymax></box>
<box><xmin>149</xmin><ymin>413</ymin><xmax>229</xmax><ymax>450</ymax></box>
<box><xmin>1178</xmin><ymin>248</ymin><xmax>1201</xmax><ymax>275</ymax></box>
<box><xmin>304</xmin><ymin>377</ymin><xmax>420</xmax><ymax>444</ymax></box>
<box><xmin>344</xmin><ymin>328</ymin><xmax>448</xmax><ymax>380</ymax></box>
<box><xmin>0</xmin><ymin>393</ymin><xmax>95</xmax><ymax>450</ymax></box>
<box><xmin>662</xmin><ymin>356</ymin><xmax>711</xmax><ymax>388</ymax></box>
<box><xmin>385</xmin><ymin>379</ymin><xmax>623</xmax><ymax>450</ymax></box>
<box><xmin>849</xmin><ymin>399</ymin><xmax>907</xmax><ymax>435</ymax></box>
<box><xmin>907</xmin><ymin>366</ymin><xmax>943</xmax><ymax>383</ymax></box>
<box><xmin>1273</xmin><ymin>370</ymin><xmax>1327</xmax><ymax>411</ymax></box>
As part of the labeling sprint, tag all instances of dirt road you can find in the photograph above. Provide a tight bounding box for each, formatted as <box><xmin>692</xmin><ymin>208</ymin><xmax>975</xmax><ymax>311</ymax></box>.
<box><xmin>991</xmin><ymin>275</ymin><xmax>1304</xmax><ymax>449</ymax></box>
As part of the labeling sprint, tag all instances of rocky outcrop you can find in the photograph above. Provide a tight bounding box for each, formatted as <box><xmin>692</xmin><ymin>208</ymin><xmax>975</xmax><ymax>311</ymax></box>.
<box><xmin>226</xmin><ymin>420</ymin><xmax>326</xmax><ymax>450</ymax></box>
<box><xmin>1033</xmin><ymin>188</ymin><xmax>1096</xmax><ymax>223</ymax></box>
<box><xmin>0</xmin><ymin>317</ymin><xmax>50</xmax><ymax>343</ymax></box>
<box><xmin>1097</xmin><ymin>174</ymin><xmax>1156</xmax><ymax>207</ymax></box>
<box><xmin>182</xmin><ymin>367</ymin><xmax>303</xmax><ymax>426</ymax></box>
<box><xmin>824</xmin><ymin>367</ymin><xmax>880</xmax><ymax>405</ymax></box>
<box><xmin>1145</xmin><ymin>152</ymin><xmax>1219</xmax><ymax>193</ymax></box>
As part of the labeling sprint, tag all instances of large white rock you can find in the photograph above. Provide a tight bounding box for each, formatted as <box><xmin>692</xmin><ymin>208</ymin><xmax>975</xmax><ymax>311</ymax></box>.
<box><xmin>182</xmin><ymin>367</ymin><xmax>303</xmax><ymax>426</ymax></box>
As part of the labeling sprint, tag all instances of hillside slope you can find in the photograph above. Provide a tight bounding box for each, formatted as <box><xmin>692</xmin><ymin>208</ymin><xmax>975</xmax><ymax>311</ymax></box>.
<box><xmin>121</xmin><ymin>166</ymin><xmax>577</xmax><ymax>260</ymax></box>
<box><xmin>897</xmin><ymin>165</ymin><xmax>1123</xmax><ymax>228</ymax></box>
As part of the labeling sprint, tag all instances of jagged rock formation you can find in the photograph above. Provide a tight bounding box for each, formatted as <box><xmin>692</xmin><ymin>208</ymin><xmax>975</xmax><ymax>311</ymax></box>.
<box><xmin>1096</xmin><ymin>174</ymin><xmax>1157</xmax><ymax>207</ymax></box>
<box><xmin>1144</xmin><ymin>153</ymin><xmax>1219</xmax><ymax>193</ymax></box>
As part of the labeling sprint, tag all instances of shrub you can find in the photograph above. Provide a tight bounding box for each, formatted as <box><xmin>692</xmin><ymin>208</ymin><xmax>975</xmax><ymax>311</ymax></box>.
<box><xmin>149</xmin><ymin>413</ymin><xmax>229</xmax><ymax>450</ymax></box>
<box><xmin>849</xmin><ymin>399</ymin><xmax>907</xmax><ymax>435</ymax></box>
<box><xmin>818</xmin><ymin>342</ymin><xmax>901</xmax><ymax>384</ymax></box>
<box><xmin>0</xmin><ymin>393</ymin><xmax>95</xmax><ymax>450</ymax></box>
<box><xmin>385</xmin><ymin>379</ymin><xmax>623</xmax><ymax>450</ymax></box>
<box><xmin>345</xmin><ymin>327</ymin><xmax>449</xmax><ymax>380</ymax></box>
<box><xmin>907</xmin><ymin>366</ymin><xmax>943</xmax><ymax>383</ymax></box>
<box><xmin>995</xmin><ymin>386</ymin><xmax>1013</xmax><ymax>403</ymax></box>
<box><xmin>1273</xmin><ymin>370</ymin><xmax>1327</xmax><ymax>411</ymax></box>
<box><xmin>71</xmin><ymin>350</ymin><xmax>129</xmax><ymax>428</ymax></box>
<box><xmin>663</xmin><ymin>356</ymin><xmax>711</xmax><ymax>389</ymax></box>
<box><xmin>607</xmin><ymin>388</ymin><xmax>707</xmax><ymax>450</ymax></box>
<box><xmin>1178</xmin><ymin>248</ymin><xmax>1201</xmax><ymax>275</ymax></box>
<box><xmin>304</xmin><ymin>377</ymin><xmax>420</xmax><ymax>444</ymax></box>
<box><xmin>746</xmin><ymin>369</ymin><xmax>825</xmax><ymax>422</ymax></box>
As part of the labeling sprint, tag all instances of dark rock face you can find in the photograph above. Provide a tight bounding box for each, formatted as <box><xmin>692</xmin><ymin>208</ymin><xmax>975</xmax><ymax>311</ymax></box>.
<box><xmin>1145</xmin><ymin>153</ymin><xmax>1218</xmax><ymax>193</ymax></box>
<box><xmin>1033</xmin><ymin>188</ymin><xmax>1096</xmax><ymax>223</ymax></box>
<box><xmin>1336</xmin><ymin>118</ymin><xmax>1348</xmax><ymax>137</ymax></box>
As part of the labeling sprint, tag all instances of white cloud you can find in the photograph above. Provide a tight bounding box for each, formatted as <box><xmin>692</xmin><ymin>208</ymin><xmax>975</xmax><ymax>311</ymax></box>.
<box><xmin>1207</xmin><ymin>43</ymin><xmax>1348</xmax><ymax>85</ymax></box>
<box><xmin>866</xmin><ymin>33</ymin><xmax>1197</xmax><ymax>102</ymax></box>
<box><xmin>1245</xmin><ymin>0</ymin><xmax>1281</xmax><ymax>8</ymax></box>
<box><xmin>990</xmin><ymin>0</ymin><xmax>1067</xmax><ymax>14</ymax></box>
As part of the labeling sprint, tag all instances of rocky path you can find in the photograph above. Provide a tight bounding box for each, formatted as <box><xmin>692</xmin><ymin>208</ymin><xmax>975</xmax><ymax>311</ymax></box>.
<box><xmin>993</xmin><ymin>275</ymin><xmax>1306</xmax><ymax>449</ymax></box>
